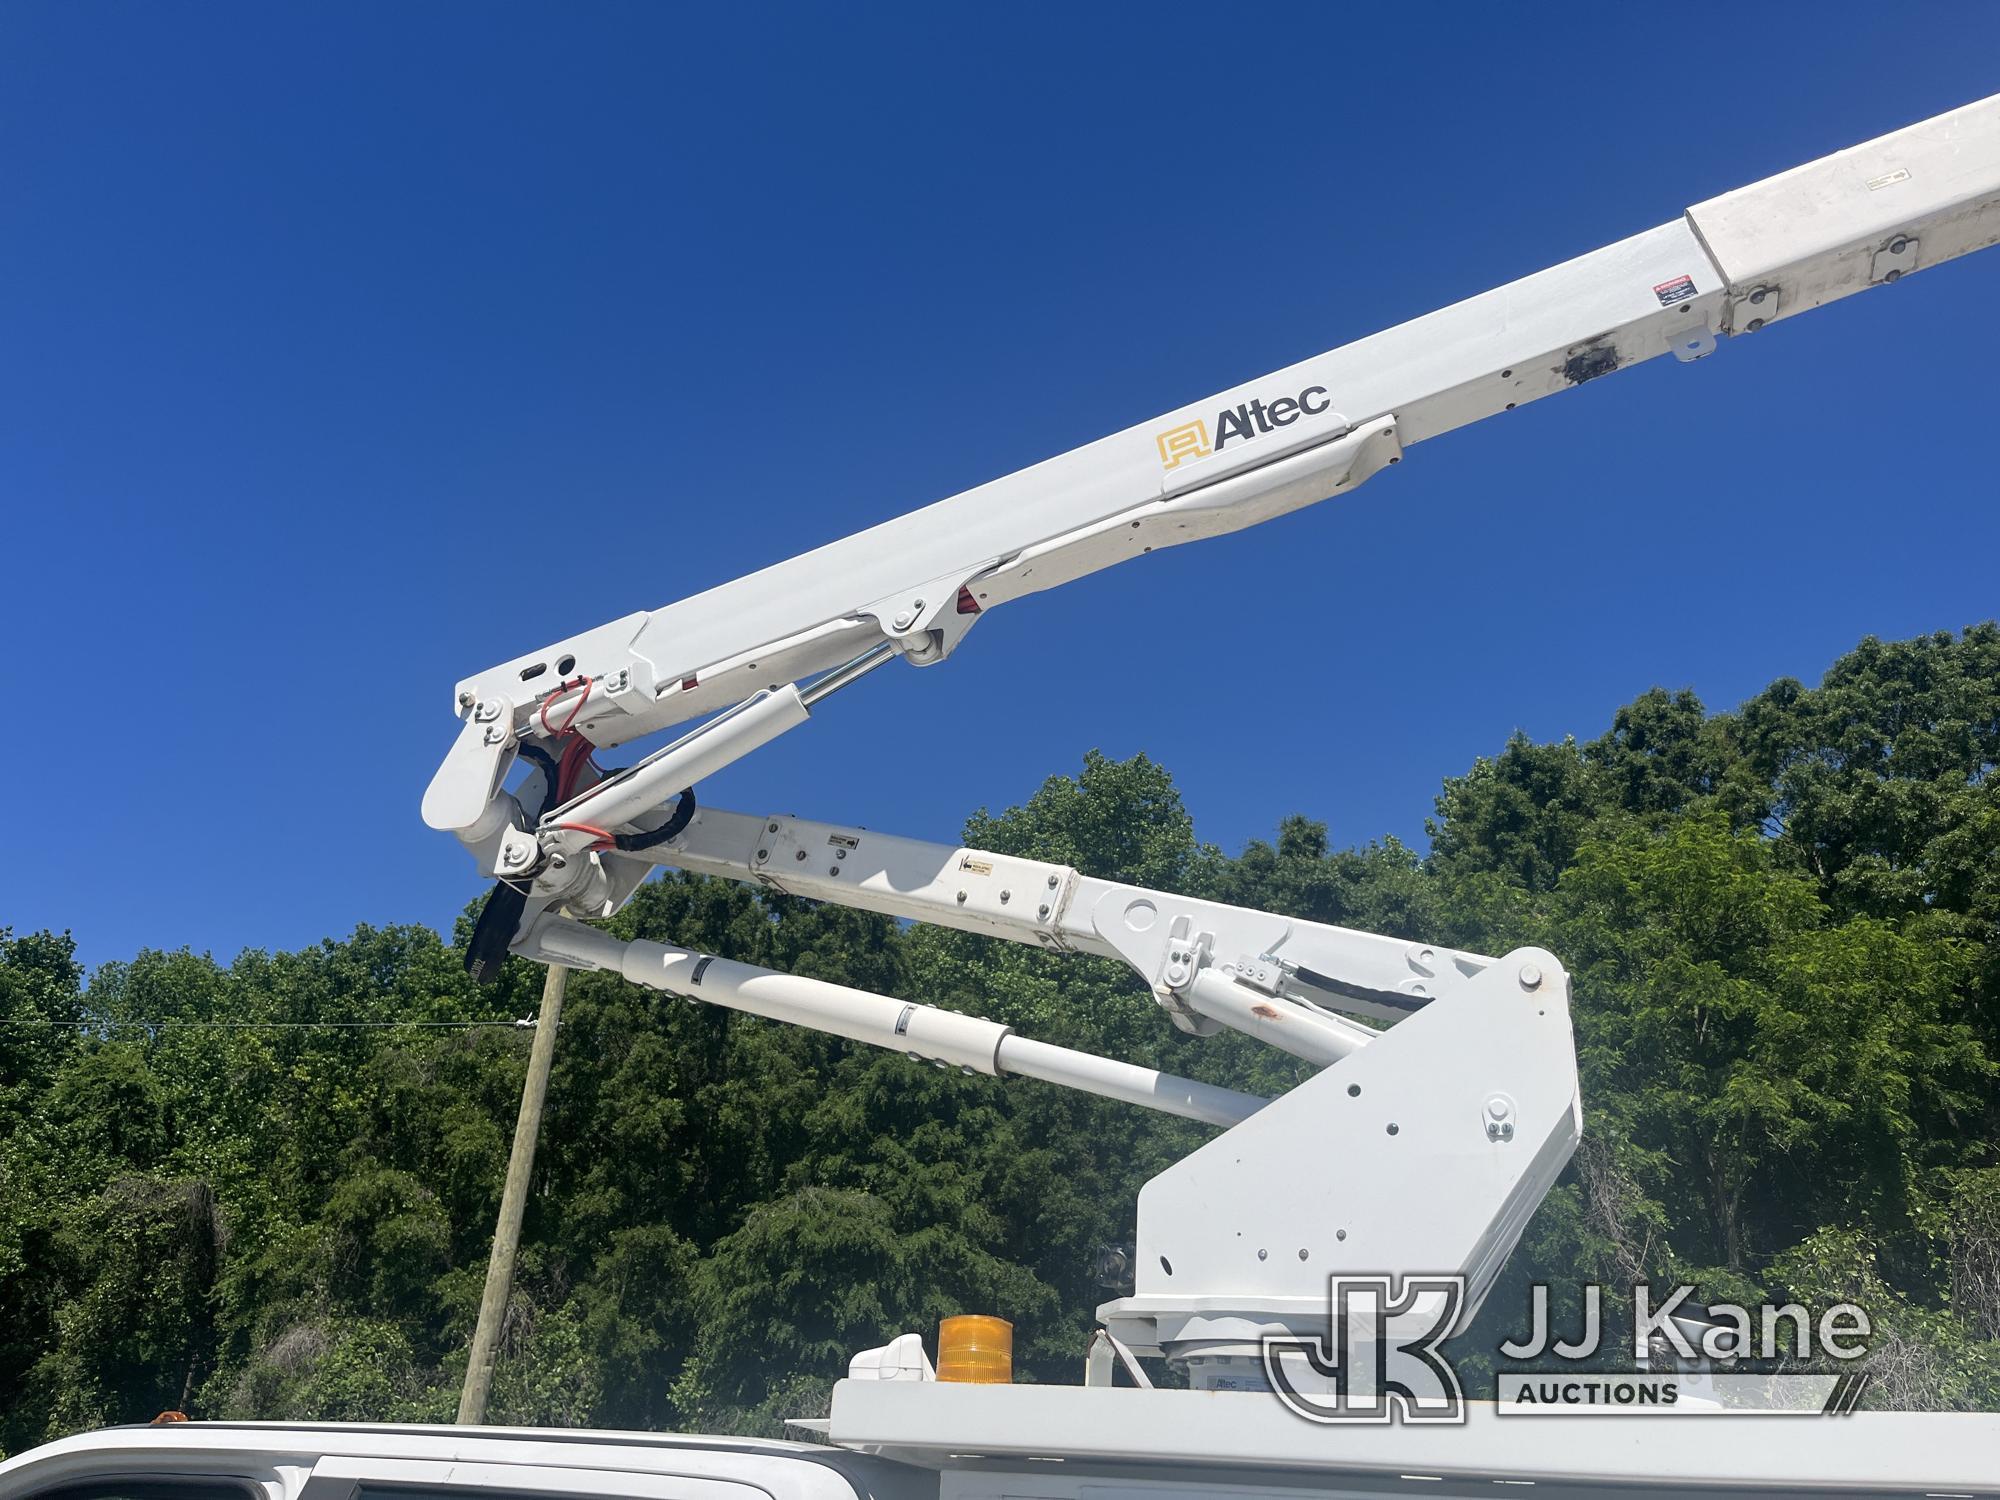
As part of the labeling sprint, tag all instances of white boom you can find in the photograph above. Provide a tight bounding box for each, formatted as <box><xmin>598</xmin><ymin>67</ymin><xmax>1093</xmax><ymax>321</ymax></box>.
<box><xmin>416</xmin><ymin>94</ymin><xmax>2000</xmax><ymax>1396</ymax></box>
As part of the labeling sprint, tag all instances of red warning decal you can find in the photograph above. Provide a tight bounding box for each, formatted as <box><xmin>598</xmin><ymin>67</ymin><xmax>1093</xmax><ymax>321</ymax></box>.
<box><xmin>1653</xmin><ymin>274</ymin><xmax>1698</xmax><ymax>307</ymax></box>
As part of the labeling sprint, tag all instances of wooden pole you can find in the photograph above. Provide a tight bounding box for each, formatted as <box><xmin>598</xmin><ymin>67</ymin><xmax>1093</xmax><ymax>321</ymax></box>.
<box><xmin>457</xmin><ymin>962</ymin><xmax>568</xmax><ymax>1424</ymax></box>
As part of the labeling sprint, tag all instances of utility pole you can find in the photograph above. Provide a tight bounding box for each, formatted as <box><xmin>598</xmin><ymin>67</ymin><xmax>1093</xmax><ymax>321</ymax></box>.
<box><xmin>457</xmin><ymin>962</ymin><xmax>568</xmax><ymax>1425</ymax></box>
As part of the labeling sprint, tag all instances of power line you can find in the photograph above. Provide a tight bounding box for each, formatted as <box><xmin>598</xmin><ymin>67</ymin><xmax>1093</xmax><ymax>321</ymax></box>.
<box><xmin>4</xmin><ymin>1020</ymin><xmax>534</xmax><ymax>1031</ymax></box>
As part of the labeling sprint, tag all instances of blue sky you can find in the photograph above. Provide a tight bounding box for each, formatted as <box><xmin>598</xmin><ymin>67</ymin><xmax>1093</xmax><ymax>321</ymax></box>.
<box><xmin>4</xmin><ymin>3</ymin><xmax>1997</xmax><ymax>973</ymax></box>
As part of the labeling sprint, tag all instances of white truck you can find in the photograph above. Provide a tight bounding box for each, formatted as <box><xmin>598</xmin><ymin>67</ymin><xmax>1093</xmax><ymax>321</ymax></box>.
<box><xmin>6</xmin><ymin>85</ymin><xmax>1997</xmax><ymax>1500</ymax></box>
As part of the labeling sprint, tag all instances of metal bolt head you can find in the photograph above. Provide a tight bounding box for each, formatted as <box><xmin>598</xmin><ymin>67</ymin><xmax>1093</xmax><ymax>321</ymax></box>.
<box><xmin>502</xmin><ymin>843</ymin><xmax>531</xmax><ymax>867</ymax></box>
<box><xmin>756</xmin><ymin>848</ymin><xmax>769</xmax><ymax>862</ymax></box>
<box><xmin>956</xmin><ymin>890</ymin><xmax>967</xmax><ymax>903</ymax></box>
<box><xmin>1037</xmin><ymin>904</ymin><xmax>1050</xmax><ymax>919</ymax></box>
<box><xmin>1749</xmin><ymin>288</ymin><xmax>1767</xmax><ymax>305</ymax></box>
<box><xmin>795</xmin><ymin>848</ymin><xmax>808</xmax><ymax>861</ymax></box>
<box><xmin>1047</xmin><ymin>874</ymin><xmax>1059</xmax><ymax>889</ymax></box>
<box><xmin>457</xmin><ymin>690</ymin><xmax>476</xmax><ymax>710</ymax></box>
<box><xmin>1890</xmin><ymin>236</ymin><xmax>1909</xmax><ymax>255</ymax></box>
<box><xmin>769</xmin><ymin>821</ymin><xmax>780</xmax><ymax>832</ymax></box>
<box><xmin>1519</xmin><ymin>962</ymin><xmax>1543</xmax><ymax>991</ymax></box>
<box><xmin>1487</xmin><ymin>1121</ymin><xmax>1502</xmax><ymax>1140</ymax></box>
<box><xmin>999</xmin><ymin>890</ymin><xmax>1010</xmax><ymax>904</ymax></box>
<box><xmin>1257</xmin><ymin>1248</ymin><xmax>1268</xmax><ymax>1261</ymax></box>
<box><xmin>1500</xmin><ymin>1121</ymin><xmax>1515</xmax><ymax>1140</ymax></box>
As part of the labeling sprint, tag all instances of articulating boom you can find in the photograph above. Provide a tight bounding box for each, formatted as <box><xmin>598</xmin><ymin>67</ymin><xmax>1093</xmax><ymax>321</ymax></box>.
<box><xmin>423</xmin><ymin>95</ymin><xmax>2000</xmax><ymax>1379</ymax></box>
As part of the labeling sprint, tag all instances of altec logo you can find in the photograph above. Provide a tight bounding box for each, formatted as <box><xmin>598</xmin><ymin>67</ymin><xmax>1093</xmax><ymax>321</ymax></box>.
<box><xmin>1156</xmin><ymin>384</ymin><xmax>1333</xmax><ymax>471</ymax></box>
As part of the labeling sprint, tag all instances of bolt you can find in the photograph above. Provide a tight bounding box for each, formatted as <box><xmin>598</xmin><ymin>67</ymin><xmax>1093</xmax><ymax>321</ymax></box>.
<box><xmin>956</xmin><ymin>890</ymin><xmax>967</xmax><ymax>903</ymax></box>
<box><xmin>1298</xmin><ymin>1248</ymin><xmax>1310</xmax><ymax>1261</ymax></box>
<box><xmin>484</xmin><ymin>726</ymin><xmax>506</xmax><ymax>746</ymax></box>
<box><xmin>768</xmin><ymin>821</ymin><xmax>779</xmax><ymax>832</ymax></box>
<box><xmin>1519</xmin><ymin>962</ymin><xmax>1543</xmax><ymax>991</ymax></box>
<box><xmin>1501</xmin><ymin>1121</ymin><xmax>1515</xmax><ymax>1140</ymax></box>
<box><xmin>1487</xmin><ymin>1122</ymin><xmax>1502</xmax><ymax>1140</ymax></box>
<box><xmin>795</xmin><ymin>848</ymin><xmax>808</xmax><ymax>861</ymax></box>
<box><xmin>1258</xmin><ymin>1248</ymin><xmax>1268</xmax><ymax>1261</ymax></box>
<box><xmin>756</xmin><ymin>848</ymin><xmax>769</xmax><ymax>861</ymax></box>
<box><xmin>1336</xmin><ymin>1228</ymin><xmax>1348</xmax><ymax>1242</ymax></box>
<box><xmin>1047</xmin><ymin>874</ymin><xmax>1059</xmax><ymax>889</ymax></box>
<box><xmin>829</xmin><ymin>866</ymin><xmax>840</xmax><ymax>877</ymax></box>
<box><xmin>502</xmin><ymin>843</ymin><xmax>531</xmax><ymax>868</ymax></box>
<box><xmin>457</xmin><ymin>690</ymin><xmax>475</xmax><ymax>710</ymax></box>
<box><xmin>1749</xmin><ymin>288</ymin><xmax>1767</xmax><ymax>305</ymax></box>
<box><xmin>1747</xmin><ymin>317</ymin><xmax>1766</xmax><ymax>332</ymax></box>
<box><xmin>1891</xmin><ymin>236</ymin><xmax>1909</xmax><ymax>255</ymax></box>
<box><xmin>999</xmin><ymin>890</ymin><xmax>1010</xmax><ymax>904</ymax></box>
<box><xmin>549</xmin><ymin>853</ymin><xmax>567</xmax><ymax>870</ymax></box>
<box><xmin>1038</xmin><ymin>904</ymin><xmax>1050</xmax><ymax>919</ymax></box>
<box><xmin>1884</xmin><ymin>268</ymin><xmax>1902</xmax><ymax>283</ymax></box>
<box><xmin>836</xmin><ymin>848</ymin><xmax>847</xmax><ymax>860</ymax></box>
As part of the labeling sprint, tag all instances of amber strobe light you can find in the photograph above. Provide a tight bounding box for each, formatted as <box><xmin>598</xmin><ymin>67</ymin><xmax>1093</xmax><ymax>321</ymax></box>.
<box><xmin>937</xmin><ymin>1314</ymin><xmax>1013</xmax><ymax>1383</ymax></box>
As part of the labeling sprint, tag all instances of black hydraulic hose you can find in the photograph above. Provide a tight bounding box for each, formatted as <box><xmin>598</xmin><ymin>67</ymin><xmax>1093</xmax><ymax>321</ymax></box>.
<box><xmin>1290</xmin><ymin>964</ymin><xmax>1430</xmax><ymax>1014</ymax></box>
<box><xmin>513</xmin><ymin>742</ymin><xmax>564</xmax><ymax>817</ymax></box>
<box><xmin>613</xmin><ymin>786</ymin><xmax>697</xmax><ymax>851</ymax></box>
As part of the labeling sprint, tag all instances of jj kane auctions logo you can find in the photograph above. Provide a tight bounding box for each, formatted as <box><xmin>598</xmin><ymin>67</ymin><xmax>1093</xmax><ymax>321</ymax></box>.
<box><xmin>1156</xmin><ymin>384</ymin><xmax>1332</xmax><ymax>471</ymax></box>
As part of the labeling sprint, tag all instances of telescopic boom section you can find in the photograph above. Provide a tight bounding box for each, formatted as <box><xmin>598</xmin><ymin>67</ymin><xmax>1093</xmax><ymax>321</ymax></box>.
<box><xmin>425</xmin><ymin>90</ymin><xmax>2000</xmax><ymax>838</ymax></box>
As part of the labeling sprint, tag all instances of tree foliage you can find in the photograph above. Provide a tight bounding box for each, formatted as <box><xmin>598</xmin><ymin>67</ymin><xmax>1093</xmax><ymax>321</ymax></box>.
<box><xmin>2</xmin><ymin>626</ymin><xmax>1997</xmax><ymax>1447</ymax></box>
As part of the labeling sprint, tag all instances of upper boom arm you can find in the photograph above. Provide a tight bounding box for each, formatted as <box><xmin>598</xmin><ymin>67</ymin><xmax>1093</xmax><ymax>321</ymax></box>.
<box><xmin>428</xmin><ymin>92</ymin><xmax>2000</xmax><ymax>789</ymax></box>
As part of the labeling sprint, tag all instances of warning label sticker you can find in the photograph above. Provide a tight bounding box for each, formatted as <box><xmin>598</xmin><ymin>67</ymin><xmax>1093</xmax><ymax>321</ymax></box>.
<box><xmin>1653</xmin><ymin>274</ymin><xmax>1698</xmax><ymax>307</ymax></box>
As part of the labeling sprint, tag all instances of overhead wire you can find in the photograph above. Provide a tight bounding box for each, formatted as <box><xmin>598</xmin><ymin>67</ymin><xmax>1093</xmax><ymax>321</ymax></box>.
<box><xmin>2</xmin><ymin>1018</ymin><xmax>538</xmax><ymax>1030</ymax></box>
